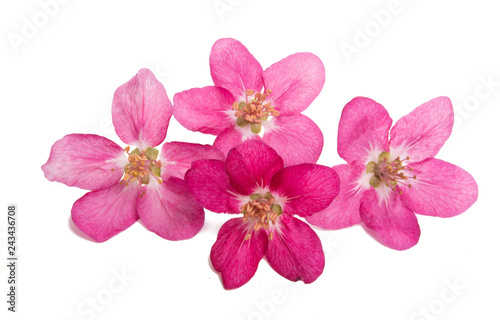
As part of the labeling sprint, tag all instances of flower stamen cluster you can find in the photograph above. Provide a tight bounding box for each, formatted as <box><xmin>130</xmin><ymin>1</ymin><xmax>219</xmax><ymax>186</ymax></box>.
<box><xmin>366</xmin><ymin>151</ymin><xmax>417</xmax><ymax>193</ymax></box>
<box><xmin>232</xmin><ymin>89</ymin><xmax>280</xmax><ymax>134</ymax></box>
<box><xmin>241</xmin><ymin>191</ymin><xmax>282</xmax><ymax>240</ymax></box>
<box><xmin>119</xmin><ymin>146</ymin><xmax>163</xmax><ymax>186</ymax></box>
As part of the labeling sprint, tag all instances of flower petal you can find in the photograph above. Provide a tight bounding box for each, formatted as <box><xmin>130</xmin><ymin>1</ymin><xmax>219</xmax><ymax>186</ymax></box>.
<box><xmin>225</xmin><ymin>140</ymin><xmax>284</xmax><ymax>195</ymax></box>
<box><xmin>389</xmin><ymin>97</ymin><xmax>453</xmax><ymax>162</ymax></box>
<box><xmin>266</xmin><ymin>215</ymin><xmax>324</xmax><ymax>283</ymax></box>
<box><xmin>210</xmin><ymin>38</ymin><xmax>263</xmax><ymax>98</ymax></box>
<box><xmin>400</xmin><ymin>158</ymin><xmax>478</xmax><ymax>218</ymax></box>
<box><xmin>213</xmin><ymin>126</ymin><xmax>257</xmax><ymax>156</ymax></box>
<box><xmin>337</xmin><ymin>97</ymin><xmax>392</xmax><ymax>164</ymax></box>
<box><xmin>306</xmin><ymin>164</ymin><xmax>365</xmax><ymax>229</ymax></box>
<box><xmin>185</xmin><ymin>159</ymin><xmax>241</xmax><ymax>213</ymax></box>
<box><xmin>42</xmin><ymin>134</ymin><xmax>126</xmax><ymax>190</ymax></box>
<box><xmin>137</xmin><ymin>177</ymin><xmax>204</xmax><ymax>240</ymax></box>
<box><xmin>71</xmin><ymin>183</ymin><xmax>140</xmax><ymax>242</ymax></box>
<box><xmin>210</xmin><ymin>217</ymin><xmax>268</xmax><ymax>289</ymax></box>
<box><xmin>160</xmin><ymin>141</ymin><xmax>225</xmax><ymax>180</ymax></box>
<box><xmin>360</xmin><ymin>189</ymin><xmax>420</xmax><ymax>250</ymax></box>
<box><xmin>262</xmin><ymin>114</ymin><xmax>323</xmax><ymax>166</ymax></box>
<box><xmin>112</xmin><ymin>69</ymin><xmax>172</xmax><ymax>149</ymax></box>
<box><xmin>263</xmin><ymin>52</ymin><xmax>325</xmax><ymax>116</ymax></box>
<box><xmin>173</xmin><ymin>86</ymin><xmax>235</xmax><ymax>135</ymax></box>
<box><xmin>270</xmin><ymin>164</ymin><xmax>340</xmax><ymax>217</ymax></box>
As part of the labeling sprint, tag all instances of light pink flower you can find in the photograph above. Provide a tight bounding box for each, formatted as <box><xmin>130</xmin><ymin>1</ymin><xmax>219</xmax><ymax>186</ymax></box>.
<box><xmin>173</xmin><ymin>38</ymin><xmax>325</xmax><ymax>166</ymax></box>
<box><xmin>42</xmin><ymin>69</ymin><xmax>224</xmax><ymax>242</ymax></box>
<box><xmin>307</xmin><ymin>97</ymin><xmax>478</xmax><ymax>250</ymax></box>
<box><xmin>185</xmin><ymin>140</ymin><xmax>340</xmax><ymax>289</ymax></box>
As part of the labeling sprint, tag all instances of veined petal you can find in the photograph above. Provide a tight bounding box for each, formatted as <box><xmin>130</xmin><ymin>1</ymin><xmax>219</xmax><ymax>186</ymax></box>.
<box><xmin>210</xmin><ymin>38</ymin><xmax>263</xmax><ymax>98</ymax></box>
<box><xmin>210</xmin><ymin>217</ymin><xmax>268</xmax><ymax>290</ymax></box>
<box><xmin>185</xmin><ymin>159</ymin><xmax>241</xmax><ymax>214</ymax></box>
<box><xmin>42</xmin><ymin>134</ymin><xmax>126</xmax><ymax>190</ymax></box>
<box><xmin>389</xmin><ymin>97</ymin><xmax>453</xmax><ymax>162</ymax></box>
<box><xmin>270</xmin><ymin>164</ymin><xmax>340</xmax><ymax>217</ymax></box>
<box><xmin>262</xmin><ymin>114</ymin><xmax>323</xmax><ymax>166</ymax></box>
<box><xmin>337</xmin><ymin>97</ymin><xmax>392</xmax><ymax>164</ymax></box>
<box><xmin>160</xmin><ymin>141</ymin><xmax>225</xmax><ymax>180</ymax></box>
<box><xmin>214</xmin><ymin>126</ymin><xmax>262</xmax><ymax>156</ymax></box>
<box><xmin>400</xmin><ymin>158</ymin><xmax>478</xmax><ymax>218</ymax></box>
<box><xmin>71</xmin><ymin>183</ymin><xmax>140</xmax><ymax>242</ymax></box>
<box><xmin>137</xmin><ymin>177</ymin><xmax>204</xmax><ymax>241</ymax></box>
<box><xmin>306</xmin><ymin>164</ymin><xmax>365</xmax><ymax>229</ymax></box>
<box><xmin>112</xmin><ymin>69</ymin><xmax>172</xmax><ymax>149</ymax></box>
<box><xmin>360</xmin><ymin>189</ymin><xmax>420</xmax><ymax>250</ymax></box>
<box><xmin>266</xmin><ymin>215</ymin><xmax>324</xmax><ymax>283</ymax></box>
<box><xmin>226</xmin><ymin>140</ymin><xmax>284</xmax><ymax>195</ymax></box>
<box><xmin>173</xmin><ymin>86</ymin><xmax>235</xmax><ymax>135</ymax></box>
<box><xmin>263</xmin><ymin>52</ymin><xmax>325</xmax><ymax>116</ymax></box>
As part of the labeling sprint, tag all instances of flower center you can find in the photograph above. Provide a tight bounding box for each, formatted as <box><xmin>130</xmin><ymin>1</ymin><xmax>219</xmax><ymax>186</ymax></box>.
<box><xmin>232</xmin><ymin>89</ymin><xmax>280</xmax><ymax>134</ymax></box>
<box><xmin>365</xmin><ymin>151</ymin><xmax>417</xmax><ymax>193</ymax></box>
<box><xmin>241</xmin><ymin>191</ymin><xmax>282</xmax><ymax>241</ymax></box>
<box><xmin>117</xmin><ymin>146</ymin><xmax>162</xmax><ymax>186</ymax></box>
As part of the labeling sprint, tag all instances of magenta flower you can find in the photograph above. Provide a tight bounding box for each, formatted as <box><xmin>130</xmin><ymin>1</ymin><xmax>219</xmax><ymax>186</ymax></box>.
<box><xmin>173</xmin><ymin>38</ymin><xmax>325</xmax><ymax>166</ymax></box>
<box><xmin>307</xmin><ymin>97</ymin><xmax>478</xmax><ymax>250</ymax></box>
<box><xmin>185</xmin><ymin>140</ymin><xmax>340</xmax><ymax>289</ymax></box>
<box><xmin>42</xmin><ymin>69</ymin><xmax>223</xmax><ymax>242</ymax></box>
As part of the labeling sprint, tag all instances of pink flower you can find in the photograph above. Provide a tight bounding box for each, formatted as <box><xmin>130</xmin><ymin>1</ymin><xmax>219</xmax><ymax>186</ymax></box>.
<box><xmin>173</xmin><ymin>38</ymin><xmax>325</xmax><ymax>166</ymax></box>
<box><xmin>185</xmin><ymin>140</ymin><xmax>340</xmax><ymax>289</ymax></box>
<box><xmin>42</xmin><ymin>69</ymin><xmax>224</xmax><ymax>242</ymax></box>
<box><xmin>307</xmin><ymin>97</ymin><xmax>478</xmax><ymax>250</ymax></box>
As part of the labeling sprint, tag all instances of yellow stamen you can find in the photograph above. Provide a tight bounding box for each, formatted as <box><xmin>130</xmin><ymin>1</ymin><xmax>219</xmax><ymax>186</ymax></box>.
<box><xmin>233</xmin><ymin>90</ymin><xmax>279</xmax><ymax>131</ymax></box>
<box><xmin>242</xmin><ymin>192</ymin><xmax>282</xmax><ymax>241</ymax></box>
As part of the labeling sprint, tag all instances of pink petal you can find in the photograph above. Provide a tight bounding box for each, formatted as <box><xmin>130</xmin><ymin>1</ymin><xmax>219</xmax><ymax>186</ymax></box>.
<box><xmin>389</xmin><ymin>97</ymin><xmax>453</xmax><ymax>162</ymax></box>
<box><xmin>173</xmin><ymin>86</ymin><xmax>235</xmax><ymax>135</ymax></box>
<box><xmin>137</xmin><ymin>177</ymin><xmax>204</xmax><ymax>240</ymax></box>
<box><xmin>263</xmin><ymin>52</ymin><xmax>325</xmax><ymax>116</ymax></box>
<box><xmin>337</xmin><ymin>97</ymin><xmax>392</xmax><ymax>164</ymax></box>
<box><xmin>42</xmin><ymin>134</ymin><xmax>126</xmax><ymax>190</ymax></box>
<box><xmin>210</xmin><ymin>38</ymin><xmax>263</xmax><ymax>98</ymax></box>
<box><xmin>225</xmin><ymin>140</ymin><xmax>284</xmax><ymax>195</ymax></box>
<box><xmin>210</xmin><ymin>217</ymin><xmax>268</xmax><ymax>289</ymax></box>
<box><xmin>400</xmin><ymin>158</ymin><xmax>478</xmax><ymax>218</ymax></box>
<box><xmin>71</xmin><ymin>183</ymin><xmax>140</xmax><ymax>242</ymax></box>
<box><xmin>270</xmin><ymin>164</ymin><xmax>340</xmax><ymax>217</ymax></box>
<box><xmin>360</xmin><ymin>189</ymin><xmax>421</xmax><ymax>250</ymax></box>
<box><xmin>185</xmin><ymin>159</ymin><xmax>241</xmax><ymax>214</ymax></box>
<box><xmin>214</xmin><ymin>126</ymin><xmax>246</xmax><ymax>156</ymax></box>
<box><xmin>160</xmin><ymin>141</ymin><xmax>225</xmax><ymax>180</ymax></box>
<box><xmin>306</xmin><ymin>164</ymin><xmax>365</xmax><ymax>229</ymax></box>
<box><xmin>112</xmin><ymin>69</ymin><xmax>172</xmax><ymax>149</ymax></box>
<box><xmin>262</xmin><ymin>114</ymin><xmax>323</xmax><ymax>166</ymax></box>
<box><xmin>266</xmin><ymin>215</ymin><xmax>324</xmax><ymax>283</ymax></box>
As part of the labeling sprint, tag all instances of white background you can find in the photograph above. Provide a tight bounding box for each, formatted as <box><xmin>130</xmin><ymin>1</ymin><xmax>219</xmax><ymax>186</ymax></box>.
<box><xmin>1</xmin><ymin>0</ymin><xmax>499</xmax><ymax>319</ymax></box>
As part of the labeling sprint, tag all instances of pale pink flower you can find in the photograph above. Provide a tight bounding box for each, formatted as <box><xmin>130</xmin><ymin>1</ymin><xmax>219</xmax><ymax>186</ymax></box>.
<box><xmin>42</xmin><ymin>69</ymin><xmax>223</xmax><ymax>242</ymax></box>
<box><xmin>307</xmin><ymin>97</ymin><xmax>478</xmax><ymax>250</ymax></box>
<box><xmin>173</xmin><ymin>38</ymin><xmax>325</xmax><ymax>166</ymax></box>
<box><xmin>185</xmin><ymin>140</ymin><xmax>340</xmax><ymax>289</ymax></box>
